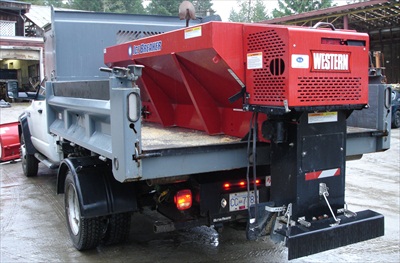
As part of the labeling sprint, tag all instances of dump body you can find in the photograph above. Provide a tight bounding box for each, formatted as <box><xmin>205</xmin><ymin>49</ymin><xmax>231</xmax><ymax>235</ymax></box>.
<box><xmin>46</xmin><ymin>9</ymin><xmax>217</xmax><ymax>82</ymax></box>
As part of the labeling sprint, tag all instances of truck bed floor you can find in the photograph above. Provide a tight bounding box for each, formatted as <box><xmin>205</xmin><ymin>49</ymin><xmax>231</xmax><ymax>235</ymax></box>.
<box><xmin>141</xmin><ymin>123</ymin><xmax>241</xmax><ymax>151</ymax></box>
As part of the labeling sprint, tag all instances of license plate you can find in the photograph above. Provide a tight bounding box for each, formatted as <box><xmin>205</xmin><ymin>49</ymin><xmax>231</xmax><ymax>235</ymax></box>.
<box><xmin>229</xmin><ymin>190</ymin><xmax>259</xmax><ymax>212</ymax></box>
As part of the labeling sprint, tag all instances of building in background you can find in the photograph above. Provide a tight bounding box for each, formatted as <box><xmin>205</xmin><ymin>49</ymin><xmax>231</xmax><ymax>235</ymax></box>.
<box><xmin>0</xmin><ymin>0</ymin><xmax>48</xmax><ymax>100</ymax></box>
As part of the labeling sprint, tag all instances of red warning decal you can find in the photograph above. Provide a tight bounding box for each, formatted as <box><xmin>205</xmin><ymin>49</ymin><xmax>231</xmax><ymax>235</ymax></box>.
<box><xmin>305</xmin><ymin>168</ymin><xmax>341</xmax><ymax>181</ymax></box>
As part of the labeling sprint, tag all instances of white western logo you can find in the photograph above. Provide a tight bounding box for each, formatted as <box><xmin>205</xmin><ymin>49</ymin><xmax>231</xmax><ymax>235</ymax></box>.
<box><xmin>313</xmin><ymin>53</ymin><xmax>349</xmax><ymax>71</ymax></box>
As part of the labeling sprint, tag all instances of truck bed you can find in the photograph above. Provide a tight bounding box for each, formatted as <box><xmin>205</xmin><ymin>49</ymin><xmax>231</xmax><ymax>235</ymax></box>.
<box><xmin>142</xmin><ymin>123</ymin><xmax>241</xmax><ymax>151</ymax></box>
<box><xmin>46</xmin><ymin>80</ymin><xmax>390</xmax><ymax>181</ymax></box>
<box><xmin>141</xmin><ymin>123</ymin><xmax>381</xmax><ymax>151</ymax></box>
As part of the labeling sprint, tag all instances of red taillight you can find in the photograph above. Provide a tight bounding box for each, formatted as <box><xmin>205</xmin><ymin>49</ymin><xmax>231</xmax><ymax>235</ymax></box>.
<box><xmin>223</xmin><ymin>179</ymin><xmax>262</xmax><ymax>189</ymax></box>
<box><xmin>174</xmin><ymin>189</ymin><xmax>192</xmax><ymax>211</ymax></box>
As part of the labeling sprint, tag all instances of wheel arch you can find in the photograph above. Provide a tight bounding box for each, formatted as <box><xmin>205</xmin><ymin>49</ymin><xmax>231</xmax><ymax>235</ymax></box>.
<box><xmin>19</xmin><ymin>114</ymin><xmax>37</xmax><ymax>155</ymax></box>
<box><xmin>57</xmin><ymin>156</ymin><xmax>138</xmax><ymax>218</ymax></box>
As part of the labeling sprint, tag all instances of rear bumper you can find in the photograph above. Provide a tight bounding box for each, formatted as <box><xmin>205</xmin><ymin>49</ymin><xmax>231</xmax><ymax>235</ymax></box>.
<box><xmin>275</xmin><ymin>210</ymin><xmax>384</xmax><ymax>260</ymax></box>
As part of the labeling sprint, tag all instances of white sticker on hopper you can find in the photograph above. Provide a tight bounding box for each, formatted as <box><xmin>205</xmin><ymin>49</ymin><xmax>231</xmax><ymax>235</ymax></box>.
<box><xmin>291</xmin><ymin>54</ymin><xmax>309</xmax><ymax>68</ymax></box>
<box><xmin>185</xmin><ymin>26</ymin><xmax>202</xmax><ymax>39</ymax></box>
<box><xmin>247</xmin><ymin>52</ymin><xmax>263</xmax><ymax>69</ymax></box>
<box><xmin>308</xmin><ymin>112</ymin><xmax>338</xmax><ymax>124</ymax></box>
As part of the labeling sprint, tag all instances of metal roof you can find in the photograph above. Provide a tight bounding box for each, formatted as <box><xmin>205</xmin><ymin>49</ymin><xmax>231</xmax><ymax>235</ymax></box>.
<box><xmin>0</xmin><ymin>0</ymin><xmax>30</xmax><ymax>12</ymax></box>
<box><xmin>262</xmin><ymin>0</ymin><xmax>400</xmax><ymax>32</ymax></box>
<box><xmin>24</xmin><ymin>5</ymin><xmax>51</xmax><ymax>28</ymax></box>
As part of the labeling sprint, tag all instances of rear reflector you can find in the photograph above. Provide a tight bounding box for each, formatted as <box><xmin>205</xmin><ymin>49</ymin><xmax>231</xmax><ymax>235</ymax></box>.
<box><xmin>174</xmin><ymin>189</ymin><xmax>192</xmax><ymax>211</ymax></box>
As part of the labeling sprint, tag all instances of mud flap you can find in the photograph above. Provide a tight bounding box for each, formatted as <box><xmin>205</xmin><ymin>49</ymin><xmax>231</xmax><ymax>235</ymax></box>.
<box><xmin>246</xmin><ymin>202</ymin><xmax>275</xmax><ymax>240</ymax></box>
<box><xmin>273</xmin><ymin>210</ymin><xmax>384</xmax><ymax>260</ymax></box>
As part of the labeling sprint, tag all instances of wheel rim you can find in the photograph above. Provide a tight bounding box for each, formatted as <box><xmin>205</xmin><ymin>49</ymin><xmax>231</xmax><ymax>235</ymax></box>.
<box><xmin>66</xmin><ymin>183</ymin><xmax>81</xmax><ymax>236</ymax></box>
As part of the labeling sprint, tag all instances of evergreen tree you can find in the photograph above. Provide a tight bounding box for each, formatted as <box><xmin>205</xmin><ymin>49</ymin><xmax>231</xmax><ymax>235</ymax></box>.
<box><xmin>64</xmin><ymin>0</ymin><xmax>145</xmax><ymax>14</ymax></box>
<box><xmin>229</xmin><ymin>0</ymin><xmax>269</xmax><ymax>23</ymax></box>
<box><xmin>46</xmin><ymin>0</ymin><xmax>64</xmax><ymax>7</ymax></box>
<box><xmin>192</xmin><ymin>0</ymin><xmax>215</xmax><ymax>17</ymax></box>
<box><xmin>19</xmin><ymin>0</ymin><xmax>44</xmax><ymax>5</ymax></box>
<box><xmin>272</xmin><ymin>0</ymin><xmax>333</xmax><ymax>18</ymax></box>
<box><xmin>146</xmin><ymin>0</ymin><xmax>183</xmax><ymax>16</ymax></box>
<box><xmin>252</xmin><ymin>0</ymin><xmax>269</xmax><ymax>22</ymax></box>
<box><xmin>65</xmin><ymin>0</ymin><xmax>104</xmax><ymax>12</ymax></box>
<box><xmin>108</xmin><ymin>0</ymin><xmax>146</xmax><ymax>14</ymax></box>
<box><xmin>123</xmin><ymin>0</ymin><xmax>146</xmax><ymax>14</ymax></box>
<box><xmin>19</xmin><ymin>0</ymin><xmax>64</xmax><ymax>7</ymax></box>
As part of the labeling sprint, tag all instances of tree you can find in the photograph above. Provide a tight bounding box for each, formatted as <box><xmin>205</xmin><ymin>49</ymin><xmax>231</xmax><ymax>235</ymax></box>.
<box><xmin>252</xmin><ymin>0</ymin><xmax>269</xmax><ymax>22</ymax></box>
<box><xmin>125</xmin><ymin>0</ymin><xmax>146</xmax><ymax>14</ymax></box>
<box><xmin>64</xmin><ymin>0</ymin><xmax>103</xmax><ymax>12</ymax></box>
<box><xmin>108</xmin><ymin>0</ymin><xmax>146</xmax><ymax>14</ymax></box>
<box><xmin>64</xmin><ymin>0</ymin><xmax>145</xmax><ymax>14</ymax></box>
<box><xmin>229</xmin><ymin>0</ymin><xmax>269</xmax><ymax>23</ymax></box>
<box><xmin>192</xmin><ymin>0</ymin><xmax>215</xmax><ymax>17</ymax></box>
<box><xmin>19</xmin><ymin>0</ymin><xmax>146</xmax><ymax>14</ymax></box>
<box><xmin>146</xmin><ymin>0</ymin><xmax>183</xmax><ymax>16</ymax></box>
<box><xmin>46</xmin><ymin>0</ymin><xmax>64</xmax><ymax>7</ymax></box>
<box><xmin>19</xmin><ymin>0</ymin><xmax>43</xmax><ymax>4</ymax></box>
<box><xmin>19</xmin><ymin>0</ymin><xmax>64</xmax><ymax>7</ymax></box>
<box><xmin>272</xmin><ymin>0</ymin><xmax>333</xmax><ymax>18</ymax></box>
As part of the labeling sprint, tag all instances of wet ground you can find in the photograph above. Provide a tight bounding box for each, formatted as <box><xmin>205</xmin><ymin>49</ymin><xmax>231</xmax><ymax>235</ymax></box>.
<box><xmin>1</xmin><ymin>103</ymin><xmax>399</xmax><ymax>262</ymax></box>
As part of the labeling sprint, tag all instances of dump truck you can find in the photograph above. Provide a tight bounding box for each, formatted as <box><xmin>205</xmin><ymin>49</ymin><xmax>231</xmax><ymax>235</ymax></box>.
<box><xmin>8</xmin><ymin>8</ymin><xmax>393</xmax><ymax>260</ymax></box>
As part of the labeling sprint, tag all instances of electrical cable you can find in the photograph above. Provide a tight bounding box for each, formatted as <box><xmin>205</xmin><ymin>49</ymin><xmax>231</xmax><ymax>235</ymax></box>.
<box><xmin>246</xmin><ymin>111</ymin><xmax>259</xmax><ymax>223</ymax></box>
<box><xmin>252</xmin><ymin>112</ymin><xmax>259</xmax><ymax>222</ymax></box>
<box><xmin>246</xmin><ymin>112</ymin><xmax>255</xmax><ymax>217</ymax></box>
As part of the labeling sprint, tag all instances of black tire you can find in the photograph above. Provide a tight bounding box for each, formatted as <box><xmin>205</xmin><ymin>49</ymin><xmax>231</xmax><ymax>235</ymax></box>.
<box><xmin>102</xmin><ymin>213</ymin><xmax>131</xmax><ymax>245</ymax></box>
<box><xmin>64</xmin><ymin>172</ymin><xmax>103</xmax><ymax>250</ymax></box>
<box><xmin>20</xmin><ymin>134</ymin><xmax>38</xmax><ymax>177</ymax></box>
<box><xmin>393</xmin><ymin>110</ymin><xmax>400</xmax><ymax>128</ymax></box>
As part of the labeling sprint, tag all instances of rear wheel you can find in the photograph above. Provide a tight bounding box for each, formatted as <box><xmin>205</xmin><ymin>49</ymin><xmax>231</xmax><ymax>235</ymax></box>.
<box><xmin>102</xmin><ymin>213</ymin><xmax>131</xmax><ymax>245</ymax></box>
<box><xmin>393</xmin><ymin>110</ymin><xmax>400</xmax><ymax>128</ymax></box>
<box><xmin>20</xmin><ymin>134</ymin><xmax>38</xmax><ymax>177</ymax></box>
<box><xmin>64</xmin><ymin>172</ymin><xmax>103</xmax><ymax>250</ymax></box>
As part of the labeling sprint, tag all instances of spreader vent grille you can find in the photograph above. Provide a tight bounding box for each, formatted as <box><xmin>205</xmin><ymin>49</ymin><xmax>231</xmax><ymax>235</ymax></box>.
<box><xmin>116</xmin><ymin>30</ymin><xmax>162</xmax><ymax>44</ymax></box>
<box><xmin>297</xmin><ymin>76</ymin><xmax>363</xmax><ymax>103</ymax></box>
<box><xmin>247</xmin><ymin>30</ymin><xmax>286</xmax><ymax>103</ymax></box>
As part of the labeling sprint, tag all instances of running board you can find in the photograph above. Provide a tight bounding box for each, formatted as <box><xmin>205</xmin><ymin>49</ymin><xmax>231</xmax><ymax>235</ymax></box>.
<box><xmin>274</xmin><ymin>210</ymin><xmax>384</xmax><ymax>260</ymax></box>
<box><xmin>34</xmin><ymin>153</ymin><xmax>59</xmax><ymax>169</ymax></box>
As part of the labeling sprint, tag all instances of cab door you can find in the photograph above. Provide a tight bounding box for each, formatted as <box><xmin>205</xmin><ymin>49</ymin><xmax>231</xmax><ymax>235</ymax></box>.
<box><xmin>26</xmin><ymin>97</ymin><xmax>61</xmax><ymax>162</ymax></box>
